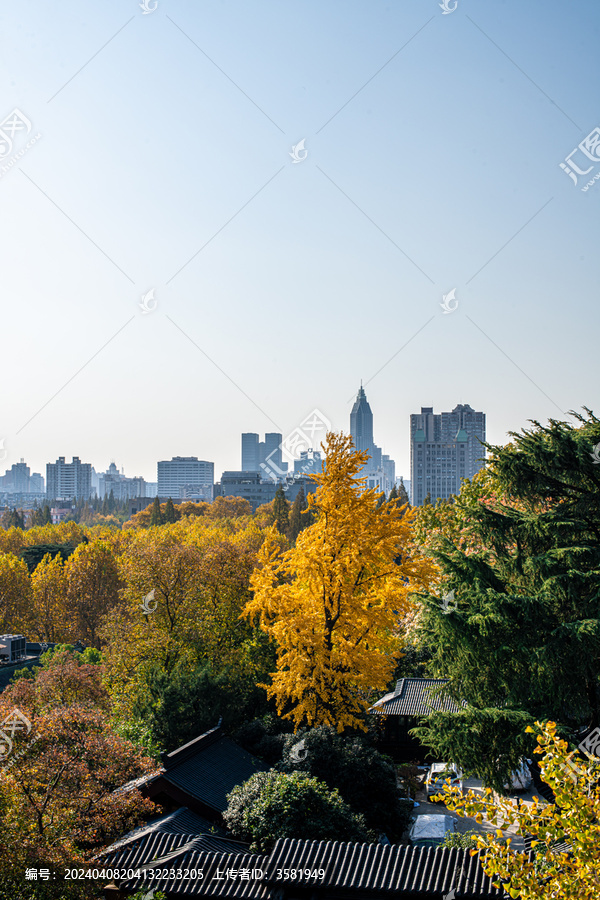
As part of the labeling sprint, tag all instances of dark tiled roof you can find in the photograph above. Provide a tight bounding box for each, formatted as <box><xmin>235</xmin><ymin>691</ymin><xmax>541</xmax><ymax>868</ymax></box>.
<box><xmin>120</xmin><ymin>849</ymin><xmax>268</xmax><ymax>898</ymax></box>
<box><xmin>160</xmin><ymin>726</ymin><xmax>266</xmax><ymax>812</ymax></box>
<box><xmin>265</xmin><ymin>839</ymin><xmax>505</xmax><ymax>897</ymax></box>
<box><xmin>96</xmin><ymin>808</ymin><xmax>236</xmax><ymax>858</ymax></box>
<box><xmin>370</xmin><ymin>678</ymin><xmax>464</xmax><ymax>717</ymax></box>
<box><xmin>98</xmin><ymin>831</ymin><xmax>252</xmax><ymax>874</ymax></box>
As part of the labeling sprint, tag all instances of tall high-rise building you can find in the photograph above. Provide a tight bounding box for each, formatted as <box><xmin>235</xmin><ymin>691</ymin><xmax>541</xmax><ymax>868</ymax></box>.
<box><xmin>46</xmin><ymin>456</ymin><xmax>93</xmax><ymax>501</ymax></box>
<box><xmin>241</xmin><ymin>434</ymin><xmax>260</xmax><ymax>472</ymax></box>
<box><xmin>410</xmin><ymin>404</ymin><xmax>486</xmax><ymax>506</ymax></box>
<box><xmin>157</xmin><ymin>457</ymin><xmax>214</xmax><ymax>502</ymax></box>
<box><xmin>349</xmin><ymin>386</ymin><xmax>395</xmax><ymax>493</ymax></box>
<box><xmin>240</xmin><ymin>433</ymin><xmax>288</xmax><ymax>480</ymax></box>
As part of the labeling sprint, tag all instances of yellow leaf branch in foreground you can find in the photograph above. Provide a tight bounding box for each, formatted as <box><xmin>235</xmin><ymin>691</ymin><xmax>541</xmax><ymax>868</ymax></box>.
<box><xmin>437</xmin><ymin>721</ymin><xmax>600</xmax><ymax>900</ymax></box>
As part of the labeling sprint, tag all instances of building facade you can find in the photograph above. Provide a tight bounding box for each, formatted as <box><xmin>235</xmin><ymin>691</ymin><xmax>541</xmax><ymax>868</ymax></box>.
<box><xmin>157</xmin><ymin>457</ymin><xmax>214</xmax><ymax>502</ymax></box>
<box><xmin>241</xmin><ymin>433</ymin><xmax>288</xmax><ymax>480</ymax></box>
<box><xmin>46</xmin><ymin>456</ymin><xmax>93</xmax><ymax>501</ymax></box>
<box><xmin>410</xmin><ymin>404</ymin><xmax>486</xmax><ymax>506</ymax></box>
<box><xmin>216</xmin><ymin>471</ymin><xmax>316</xmax><ymax>512</ymax></box>
<box><xmin>98</xmin><ymin>462</ymin><xmax>148</xmax><ymax>501</ymax></box>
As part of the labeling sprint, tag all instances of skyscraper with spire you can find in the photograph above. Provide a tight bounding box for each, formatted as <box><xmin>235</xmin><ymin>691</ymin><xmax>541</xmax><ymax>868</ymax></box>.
<box><xmin>349</xmin><ymin>385</ymin><xmax>392</xmax><ymax>490</ymax></box>
<box><xmin>350</xmin><ymin>384</ymin><xmax>374</xmax><ymax>455</ymax></box>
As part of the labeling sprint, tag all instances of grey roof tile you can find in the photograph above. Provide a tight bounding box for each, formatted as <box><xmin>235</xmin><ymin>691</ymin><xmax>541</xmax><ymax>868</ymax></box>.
<box><xmin>370</xmin><ymin>678</ymin><xmax>464</xmax><ymax>717</ymax></box>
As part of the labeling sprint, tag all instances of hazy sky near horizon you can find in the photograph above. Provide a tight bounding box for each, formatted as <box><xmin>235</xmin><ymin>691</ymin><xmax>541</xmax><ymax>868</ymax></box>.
<box><xmin>1</xmin><ymin>0</ymin><xmax>598</xmax><ymax>483</ymax></box>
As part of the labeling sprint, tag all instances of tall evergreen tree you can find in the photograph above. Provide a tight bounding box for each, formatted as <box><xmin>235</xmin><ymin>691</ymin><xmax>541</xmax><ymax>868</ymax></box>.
<box><xmin>396</xmin><ymin>479</ymin><xmax>410</xmax><ymax>506</ymax></box>
<box><xmin>107</xmin><ymin>489</ymin><xmax>116</xmax><ymax>514</ymax></box>
<box><xmin>164</xmin><ymin>498</ymin><xmax>178</xmax><ymax>524</ymax></box>
<box><xmin>288</xmin><ymin>486</ymin><xmax>308</xmax><ymax>543</ymax></box>
<box><xmin>272</xmin><ymin>485</ymin><xmax>290</xmax><ymax>537</ymax></box>
<box><xmin>149</xmin><ymin>496</ymin><xmax>164</xmax><ymax>527</ymax></box>
<box><xmin>413</xmin><ymin>409</ymin><xmax>600</xmax><ymax>790</ymax></box>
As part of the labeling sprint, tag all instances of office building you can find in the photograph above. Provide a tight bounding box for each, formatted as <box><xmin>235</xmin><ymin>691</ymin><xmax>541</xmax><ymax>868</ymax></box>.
<box><xmin>98</xmin><ymin>462</ymin><xmax>148</xmax><ymax>501</ymax></box>
<box><xmin>157</xmin><ymin>457</ymin><xmax>214</xmax><ymax>502</ymax></box>
<box><xmin>350</xmin><ymin>385</ymin><xmax>374</xmax><ymax>455</ymax></box>
<box><xmin>216</xmin><ymin>472</ymin><xmax>316</xmax><ymax>512</ymax></box>
<box><xmin>46</xmin><ymin>456</ymin><xmax>93</xmax><ymax>501</ymax></box>
<box><xmin>410</xmin><ymin>404</ymin><xmax>486</xmax><ymax>506</ymax></box>
<box><xmin>241</xmin><ymin>433</ymin><xmax>288</xmax><ymax>480</ymax></box>
<box><xmin>0</xmin><ymin>460</ymin><xmax>44</xmax><ymax>494</ymax></box>
<box><xmin>349</xmin><ymin>386</ymin><xmax>395</xmax><ymax>493</ymax></box>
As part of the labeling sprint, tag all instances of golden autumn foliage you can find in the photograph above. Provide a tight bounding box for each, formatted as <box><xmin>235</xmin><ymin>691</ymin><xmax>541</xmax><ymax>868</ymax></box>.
<box><xmin>439</xmin><ymin>721</ymin><xmax>600</xmax><ymax>899</ymax></box>
<box><xmin>30</xmin><ymin>552</ymin><xmax>69</xmax><ymax>643</ymax></box>
<box><xmin>0</xmin><ymin>552</ymin><xmax>32</xmax><ymax>633</ymax></box>
<box><xmin>246</xmin><ymin>432</ymin><xmax>437</xmax><ymax>732</ymax></box>
<box><xmin>101</xmin><ymin>517</ymin><xmax>266</xmax><ymax>716</ymax></box>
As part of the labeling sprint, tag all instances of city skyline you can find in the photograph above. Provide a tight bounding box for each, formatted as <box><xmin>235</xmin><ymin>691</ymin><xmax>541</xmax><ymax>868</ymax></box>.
<box><xmin>0</xmin><ymin>2</ymin><xmax>597</xmax><ymax>488</ymax></box>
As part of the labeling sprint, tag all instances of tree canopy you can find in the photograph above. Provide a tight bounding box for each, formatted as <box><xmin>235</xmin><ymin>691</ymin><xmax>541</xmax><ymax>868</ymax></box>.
<box><xmin>412</xmin><ymin>409</ymin><xmax>600</xmax><ymax>789</ymax></box>
<box><xmin>246</xmin><ymin>432</ymin><xmax>436</xmax><ymax>731</ymax></box>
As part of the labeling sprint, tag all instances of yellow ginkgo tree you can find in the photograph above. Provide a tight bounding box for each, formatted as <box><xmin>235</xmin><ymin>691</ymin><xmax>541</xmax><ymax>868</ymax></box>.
<box><xmin>438</xmin><ymin>721</ymin><xmax>600</xmax><ymax>899</ymax></box>
<box><xmin>245</xmin><ymin>432</ymin><xmax>437</xmax><ymax>732</ymax></box>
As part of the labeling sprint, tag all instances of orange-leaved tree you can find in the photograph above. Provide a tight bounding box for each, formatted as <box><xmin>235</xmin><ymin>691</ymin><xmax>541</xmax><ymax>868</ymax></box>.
<box><xmin>246</xmin><ymin>432</ymin><xmax>437</xmax><ymax>732</ymax></box>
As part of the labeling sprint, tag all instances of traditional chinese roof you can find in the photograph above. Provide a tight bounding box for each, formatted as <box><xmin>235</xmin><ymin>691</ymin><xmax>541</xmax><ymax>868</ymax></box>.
<box><xmin>106</xmin><ymin>840</ymin><xmax>505</xmax><ymax>898</ymax></box>
<box><xmin>263</xmin><ymin>839</ymin><xmax>505</xmax><ymax>897</ymax></box>
<box><xmin>96</xmin><ymin>807</ymin><xmax>234</xmax><ymax>858</ymax></box>
<box><xmin>120</xmin><ymin>849</ymin><xmax>268</xmax><ymax>898</ymax></box>
<box><xmin>118</xmin><ymin>724</ymin><xmax>267</xmax><ymax>819</ymax></box>
<box><xmin>370</xmin><ymin>678</ymin><xmax>464</xmax><ymax>717</ymax></box>
<box><xmin>156</xmin><ymin>724</ymin><xmax>267</xmax><ymax>813</ymax></box>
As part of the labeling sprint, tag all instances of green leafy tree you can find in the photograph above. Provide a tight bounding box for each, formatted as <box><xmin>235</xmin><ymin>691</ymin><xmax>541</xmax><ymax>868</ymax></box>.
<box><xmin>224</xmin><ymin>770</ymin><xmax>370</xmax><ymax>851</ymax></box>
<box><xmin>279</xmin><ymin>725</ymin><xmax>412</xmax><ymax>839</ymax></box>
<box><xmin>413</xmin><ymin>409</ymin><xmax>600</xmax><ymax>790</ymax></box>
<box><xmin>132</xmin><ymin>662</ymin><xmax>267</xmax><ymax>753</ymax></box>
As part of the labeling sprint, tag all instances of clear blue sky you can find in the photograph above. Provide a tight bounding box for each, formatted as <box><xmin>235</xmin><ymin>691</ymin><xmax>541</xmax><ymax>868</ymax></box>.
<box><xmin>1</xmin><ymin>0</ymin><xmax>598</xmax><ymax>482</ymax></box>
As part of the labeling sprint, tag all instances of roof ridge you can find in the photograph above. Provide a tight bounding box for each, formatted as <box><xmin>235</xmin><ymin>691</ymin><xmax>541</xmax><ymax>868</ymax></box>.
<box><xmin>161</xmin><ymin>722</ymin><xmax>223</xmax><ymax>769</ymax></box>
